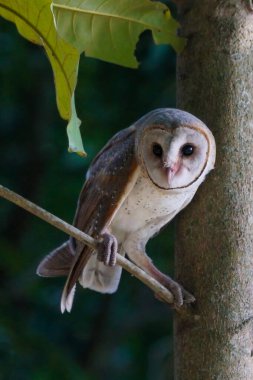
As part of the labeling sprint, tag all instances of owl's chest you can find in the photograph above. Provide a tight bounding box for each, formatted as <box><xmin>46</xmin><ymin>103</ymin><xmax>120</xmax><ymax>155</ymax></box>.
<box><xmin>111</xmin><ymin>174</ymin><xmax>191</xmax><ymax>239</ymax></box>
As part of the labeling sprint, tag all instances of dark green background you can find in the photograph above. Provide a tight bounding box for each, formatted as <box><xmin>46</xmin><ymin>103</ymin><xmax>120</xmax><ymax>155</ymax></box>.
<box><xmin>0</xmin><ymin>13</ymin><xmax>177</xmax><ymax>380</ymax></box>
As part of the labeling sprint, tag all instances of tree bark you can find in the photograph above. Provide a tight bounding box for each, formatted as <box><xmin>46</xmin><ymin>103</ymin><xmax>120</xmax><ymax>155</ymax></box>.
<box><xmin>175</xmin><ymin>1</ymin><xmax>253</xmax><ymax>379</ymax></box>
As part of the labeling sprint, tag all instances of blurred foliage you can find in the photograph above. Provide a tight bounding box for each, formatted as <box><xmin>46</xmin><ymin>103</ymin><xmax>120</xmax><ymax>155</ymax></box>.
<box><xmin>0</xmin><ymin>9</ymin><xmax>176</xmax><ymax>380</ymax></box>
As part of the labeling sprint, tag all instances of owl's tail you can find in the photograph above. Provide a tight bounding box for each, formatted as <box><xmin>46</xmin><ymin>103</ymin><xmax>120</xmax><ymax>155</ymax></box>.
<box><xmin>36</xmin><ymin>241</ymin><xmax>75</xmax><ymax>278</ymax></box>
<box><xmin>36</xmin><ymin>241</ymin><xmax>123</xmax><ymax>312</ymax></box>
<box><xmin>36</xmin><ymin>240</ymin><xmax>81</xmax><ymax>312</ymax></box>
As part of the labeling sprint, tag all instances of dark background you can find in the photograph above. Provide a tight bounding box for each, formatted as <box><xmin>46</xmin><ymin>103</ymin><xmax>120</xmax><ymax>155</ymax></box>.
<box><xmin>0</xmin><ymin>12</ymin><xmax>177</xmax><ymax>380</ymax></box>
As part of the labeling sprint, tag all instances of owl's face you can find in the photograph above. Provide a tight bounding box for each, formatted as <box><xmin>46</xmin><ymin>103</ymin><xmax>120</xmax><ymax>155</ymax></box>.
<box><xmin>140</xmin><ymin>125</ymin><xmax>211</xmax><ymax>190</ymax></box>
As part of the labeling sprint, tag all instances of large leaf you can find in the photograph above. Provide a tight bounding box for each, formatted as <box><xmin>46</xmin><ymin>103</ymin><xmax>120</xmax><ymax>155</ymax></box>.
<box><xmin>52</xmin><ymin>0</ymin><xmax>184</xmax><ymax>68</ymax></box>
<box><xmin>0</xmin><ymin>0</ymin><xmax>85</xmax><ymax>156</ymax></box>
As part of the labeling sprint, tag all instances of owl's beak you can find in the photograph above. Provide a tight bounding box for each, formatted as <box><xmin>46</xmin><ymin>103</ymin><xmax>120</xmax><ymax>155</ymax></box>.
<box><xmin>167</xmin><ymin>167</ymin><xmax>176</xmax><ymax>184</ymax></box>
<box><xmin>163</xmin><ymin>160</ymin><xmax>181</xmax><ymax>185</ymax></box>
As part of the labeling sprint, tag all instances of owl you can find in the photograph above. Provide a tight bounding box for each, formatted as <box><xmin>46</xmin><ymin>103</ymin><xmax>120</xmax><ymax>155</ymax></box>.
<box><xmin>37</xmin><ymin>108</ymin><xmax>216</xmax><ymax>312</ymax></box>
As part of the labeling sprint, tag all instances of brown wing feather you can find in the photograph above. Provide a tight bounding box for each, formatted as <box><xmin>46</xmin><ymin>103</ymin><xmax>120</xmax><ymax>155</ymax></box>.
<box><xmin>61</xmin><ymin>126</ymin><xmax>139</xmax><ymax>312</ymax></box>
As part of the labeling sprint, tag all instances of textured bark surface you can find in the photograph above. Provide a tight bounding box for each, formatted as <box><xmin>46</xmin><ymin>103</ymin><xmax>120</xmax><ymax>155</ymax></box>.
<box><xmin>175</xmin><ymin>1</ymin><xmax>253</xmax><ymax>379</ymax></box>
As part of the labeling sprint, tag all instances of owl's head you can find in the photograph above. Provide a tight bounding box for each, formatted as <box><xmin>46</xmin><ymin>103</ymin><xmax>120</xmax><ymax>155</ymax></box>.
<box><xmin>135</xmin><ymin>109</ymin><xmax>216</xmax><ymax>190</ymax></box>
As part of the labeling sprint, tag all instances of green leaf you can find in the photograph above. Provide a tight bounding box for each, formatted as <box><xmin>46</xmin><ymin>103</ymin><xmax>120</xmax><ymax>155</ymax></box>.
<box><xmin>0</xmin><ymin>0</ymin><xmax>86</xmax><ymax>156</ymax></box>
<box><xmin>52</xmin><ymin>0</ymin><xmax>185</xmax><ymax>68</ymax></box>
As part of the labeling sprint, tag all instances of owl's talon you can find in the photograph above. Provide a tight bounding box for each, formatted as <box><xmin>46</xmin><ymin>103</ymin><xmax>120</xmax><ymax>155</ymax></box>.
<box><xmin>158</xmin><ymin>277</ymin><xmax>195</xmax><ymax>307</ymax></box>
<box><xmin>97</xmin><ymin>233</ymin><xmax>118</xmax><ymax>267</ymax></box>
<box><xmin>181</xmin><ymin>288</ymin><xmax>195</xmax><ymax>304</ymax></box>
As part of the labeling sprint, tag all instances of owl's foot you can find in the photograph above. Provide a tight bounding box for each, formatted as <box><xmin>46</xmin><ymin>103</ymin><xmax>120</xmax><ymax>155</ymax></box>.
<box><xmin>156</xmin><ymin>277</ymin><xmax>195</xmax><ymax>307</ymax></box>
<box><xmin>97</xmin><ymin>232</ymin><xmax>118</xmax><ymax>267</ymax></box>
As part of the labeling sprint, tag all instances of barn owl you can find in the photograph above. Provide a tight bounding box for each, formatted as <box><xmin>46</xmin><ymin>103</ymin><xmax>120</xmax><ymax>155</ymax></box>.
<box><xmin>37</xmin><ymin>108</ymin><xmax>216</xmax><ymax>312</ymax></box>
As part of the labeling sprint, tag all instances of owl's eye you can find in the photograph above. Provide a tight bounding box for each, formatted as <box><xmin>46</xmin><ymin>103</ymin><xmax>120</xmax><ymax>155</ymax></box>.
<box><xmin>152</xmin><ymin>143</ymin><xmax>163</xmax><ymax>157</ymax></box>
<box><xmin>181</xmin><ymin>144</ymin><xmax>194</xmax><ymax>156</ymax></box>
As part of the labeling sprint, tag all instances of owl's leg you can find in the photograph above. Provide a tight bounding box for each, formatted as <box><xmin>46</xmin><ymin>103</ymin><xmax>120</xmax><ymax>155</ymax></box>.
<box><xmin>97</xmin><ymin>232</ymin><xmax>118</xmax><ymax>267</ymax></box>
<box><xmin>79</xmin><ymin>234</ymin><xmax>123</xmax><ymax>293</ymax></box>
<box><xmin>125</xmin><ymin>247</ymin><xmax>191</xmax><ymax>306</ymax></box>
<box><xmin>141</xmin><ymin>258</ymin><xmax>195</xmax><ymax>306</ymax></box>
<box><xmin>123</xmin><ymin>223</ymin><xmax>195</xmax><ymax>307</ymax></box>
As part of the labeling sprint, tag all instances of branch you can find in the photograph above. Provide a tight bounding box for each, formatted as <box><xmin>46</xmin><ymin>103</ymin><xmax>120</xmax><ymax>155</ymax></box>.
<box><xmin>0</xmin><ymin>184</ymin><xmax>175</xmax><ymax>305</ymax></box>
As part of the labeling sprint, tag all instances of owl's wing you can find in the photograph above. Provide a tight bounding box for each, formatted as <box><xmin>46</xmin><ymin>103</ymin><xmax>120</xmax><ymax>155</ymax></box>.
<box><xmin>61</xmin><ymin>125</ymin><xmax>140</xmax><ymax>312</ymax></box>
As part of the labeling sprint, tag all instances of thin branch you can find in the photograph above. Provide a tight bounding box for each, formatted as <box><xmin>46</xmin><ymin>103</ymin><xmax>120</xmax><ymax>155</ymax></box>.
<box><xmin>0</xmin><ymin>184</ymin><xmax>175</xmax><ymax>305</ymax></box>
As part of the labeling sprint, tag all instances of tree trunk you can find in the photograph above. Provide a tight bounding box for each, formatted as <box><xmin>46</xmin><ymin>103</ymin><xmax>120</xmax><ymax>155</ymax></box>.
<box><xmin>175</xmin><ymin>1</ymin><xmax>253</xmax><ymax>379</ymax></box>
